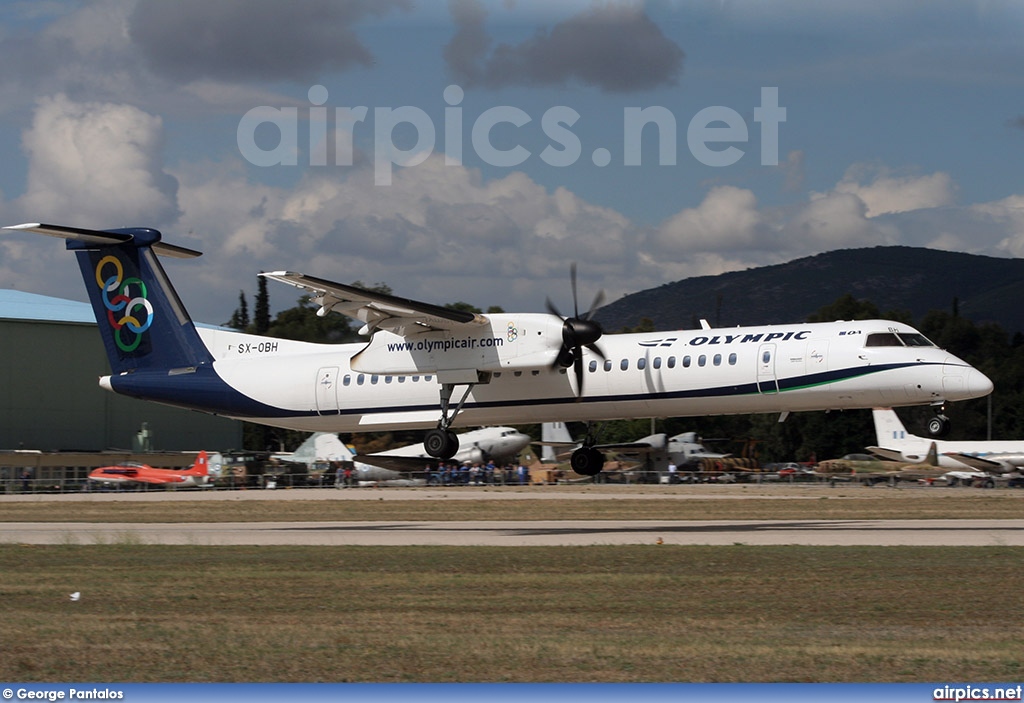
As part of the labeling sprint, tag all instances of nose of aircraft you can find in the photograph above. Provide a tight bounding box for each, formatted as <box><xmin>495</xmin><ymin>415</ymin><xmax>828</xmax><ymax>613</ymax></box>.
<box><xmin>967</xmin><ymin>367</ymin><xmax>994</xmax><ymax>398</ymax></box>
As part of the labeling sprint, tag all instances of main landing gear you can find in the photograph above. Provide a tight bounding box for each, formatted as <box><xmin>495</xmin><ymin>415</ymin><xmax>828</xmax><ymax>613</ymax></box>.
<box><xmin>569</xmin><ymin>425</ymin><xmax>605</xmax><ymax>477</ymax></box>
<box><xmin>423</xmin><ymin>382</ymin><xmax>475</xmax><ymax>460</ymax></box>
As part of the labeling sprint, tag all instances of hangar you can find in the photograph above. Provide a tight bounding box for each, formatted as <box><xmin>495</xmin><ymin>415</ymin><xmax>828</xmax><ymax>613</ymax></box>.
<box><xmin>0</xmin><ymin>289</ymin><xmax>242</xmax><ymax>453</ymax></box>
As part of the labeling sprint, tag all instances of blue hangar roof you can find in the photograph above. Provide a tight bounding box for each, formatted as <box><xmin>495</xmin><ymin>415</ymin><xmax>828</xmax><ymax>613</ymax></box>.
<box><xmin>0</xmin><ymin>289</ymin><xmax>95</xmax><ymax>324</ymax></box>
<box><xmin>0</xmin><ymin>288</ymin><xmax>230</xmax><ymax>330</ymax></box>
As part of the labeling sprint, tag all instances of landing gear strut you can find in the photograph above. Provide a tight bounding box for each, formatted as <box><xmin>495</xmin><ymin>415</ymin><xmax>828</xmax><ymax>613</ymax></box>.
<box><xmin>424</xmin><ymin>382</ymin><xmax>475</xmax><ymax>460</ymax></box>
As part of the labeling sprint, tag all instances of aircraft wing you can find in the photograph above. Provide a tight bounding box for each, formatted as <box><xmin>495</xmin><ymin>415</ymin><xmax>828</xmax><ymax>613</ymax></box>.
<box><xmin>865</xmin><ymin>447</ymin><xmax>906</xmax><ymax>462</ymax></box>
<box><xmin>594</xmin><ymin>441</ymin><xmax>663</xmax><ymax>453</ymax></box>
<box><xmin>943</xmin><ymin>453</ymin><xmax>1018</xmax><ymax>472</ymax></box>
<box><xmin>355</xmin><ymin>454</ymin><xmax>434</xmax><ymax>473</ymax></box>
<box><xmin>128</xmin><ymin>474</ymin><xmax>181</xmax><ymax>485</ymax></box>
<box><xmin>260</xmin><ymin>271</ymin><xmax>488</xmax><ymax>336</ymax></box>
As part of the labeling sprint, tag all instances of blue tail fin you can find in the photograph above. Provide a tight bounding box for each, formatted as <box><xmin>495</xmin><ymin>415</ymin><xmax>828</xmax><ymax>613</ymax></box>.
<box><xmin>5</xmin><ymin>223</ymin><xmax>214</xmax><ymax>374</ymax></box>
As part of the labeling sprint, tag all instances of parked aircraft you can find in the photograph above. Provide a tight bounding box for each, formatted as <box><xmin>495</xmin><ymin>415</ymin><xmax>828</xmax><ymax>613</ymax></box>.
<box><xmin>869</xmin><ymin>408</ymin><xmax>1024</xmax><ymax>473</ymax></box>
<box><xmin>355</xmin><ymin>426</ymin><xmax>531</xmax><ymax>475</ymax></box>
<box><xmin>88</xmin><ymin>451</ymin><xmax>210</xmax><ymax>488</ymax></box>
<box><xmin>276</xmin><ymin>427</ymin><xmax>530</xmax><ymax>484</ymax></box>
<box><xmin>539</xmin><ymin>422</ymin><xmax>730</xmax><ymax>473</ymax></box>
<box><xmin>4</xmin><ymin>223</ymin><xmax>993</xmax><ymax>476</ymax></box>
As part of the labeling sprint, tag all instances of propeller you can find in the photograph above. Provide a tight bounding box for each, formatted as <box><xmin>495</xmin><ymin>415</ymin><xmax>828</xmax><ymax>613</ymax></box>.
<box><xmin>546</xmin><ymin>263</ymin><xmax>606</xmax><ymax>397</ymax></box>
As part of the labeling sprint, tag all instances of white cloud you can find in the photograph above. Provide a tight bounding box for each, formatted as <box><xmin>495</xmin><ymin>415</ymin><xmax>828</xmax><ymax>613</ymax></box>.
<box><xmin>832</xmin><ymin>166</ymin><xmax>955</xmax><ymax>217</ymax></box>
<box><xmin>654</xmin><ymin>186</ymin><xmax>765</xmax><ymax>254</ymax></box>
<box><xmin>19</xmin><ymin>94</ymin><xmax>179</xmax><ymax>226</ymax></box>
<box><xmin>973</xmin><ymin>194</ymin><xmax>1024</xmax><ymax>256</ymax></box>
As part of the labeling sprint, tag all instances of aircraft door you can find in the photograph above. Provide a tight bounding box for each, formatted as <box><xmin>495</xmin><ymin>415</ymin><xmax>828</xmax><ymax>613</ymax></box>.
<box><xmin>315</xmin><ymin>366</ymin><xmax>339</xmax><ymax>415</ymax></box>
<box><xmin>757</xmin><ymin>344</ymin><xmax>778</xmax><ymax>394</ymax></box>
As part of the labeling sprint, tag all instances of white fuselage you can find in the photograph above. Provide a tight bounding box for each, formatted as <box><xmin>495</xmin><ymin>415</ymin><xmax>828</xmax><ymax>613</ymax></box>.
<box><xmin>179</xmin><ymin>317</ymin><xmax>990</xmax><ymax>433</ymax></box>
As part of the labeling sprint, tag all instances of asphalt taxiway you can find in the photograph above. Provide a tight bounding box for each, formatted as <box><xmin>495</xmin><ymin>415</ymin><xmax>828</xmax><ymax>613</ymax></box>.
<box><xmin>2</xmin><ymin>485</ymin><xmax>1022</xmax><ymax>546</ymax></box>
<box><xmin>3</xmin><ymin>517</ymin><xmax>1024</xmax><ymax>546</ymax></box>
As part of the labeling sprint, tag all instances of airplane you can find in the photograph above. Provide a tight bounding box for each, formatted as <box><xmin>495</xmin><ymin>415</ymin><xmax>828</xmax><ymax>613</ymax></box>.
<box><xmin>539</xmin><ymin>421</ymin><xmax>732</xmax><ymax>477</ymax></box>
<box><xmin>868</xmin><ymin>407</ymin><xmax>1024</xmax><ymax>473</ymax></box>
<box><xmin>270</xmin><ymin>426</ymin><xmax>530</xmax><ymax>484</ymax></box>
<box><xmin>354</xmin><ymin>426</ymin><xmax>531</xmax><ymax>474</ymax></box>
<box><xmin>88</xmin><ymin>450</ymin><xmax>210</xmax><ymax>488</ymax></box>
<box><xmin>3</xmin><ymin>222</ymin><xmax>994</xmax><ymax>477</ymax></box>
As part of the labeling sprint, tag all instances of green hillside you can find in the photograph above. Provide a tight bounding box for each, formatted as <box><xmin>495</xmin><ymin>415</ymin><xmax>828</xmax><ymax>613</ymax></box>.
<box><xmin>594</xmin><ymin>246</ymin><xmax>1024</xmax><ymax>334</ymax></box>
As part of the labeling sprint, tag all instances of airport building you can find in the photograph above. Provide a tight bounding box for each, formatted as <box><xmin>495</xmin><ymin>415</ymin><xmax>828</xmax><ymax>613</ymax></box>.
<box><xmin>0</xmin><ymin>289</ymin><xmax>243</xmax><ymax>453</ymax></box>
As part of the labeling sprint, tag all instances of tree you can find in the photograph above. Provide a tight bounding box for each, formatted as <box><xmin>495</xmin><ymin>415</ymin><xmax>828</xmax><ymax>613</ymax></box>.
<box><xmin>253</xmin><ymin>274</ymin><xmax>270</xmax><ymax>334</ymax></box>
<box><xmin>227</xmin><ymin>290</ymin><xmax>249</xmax><ymax>330</ymax></box>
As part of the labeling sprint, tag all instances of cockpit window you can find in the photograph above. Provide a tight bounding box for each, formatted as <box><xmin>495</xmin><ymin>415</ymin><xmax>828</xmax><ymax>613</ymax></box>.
<box><xmin>865</xmin><ymin>332</ymin><xmax>937</xmax><ymax>348</ymax></box>
<box><xmin>865</xmin><ymin>333</ymin><xmax>902</xmax><ymax>347</ymax></box>
<box><xmin>897</xmin><ymin>332</ymin><xmax>935</xmax><ymax>347</ymax></box>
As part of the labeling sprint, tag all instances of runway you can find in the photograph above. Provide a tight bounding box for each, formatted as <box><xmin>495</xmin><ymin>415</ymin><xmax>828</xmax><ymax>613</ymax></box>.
<box><xmin>3</xmin><ymin>518</ymin><xmax>1023</xmax><ymax>546</ymax></box>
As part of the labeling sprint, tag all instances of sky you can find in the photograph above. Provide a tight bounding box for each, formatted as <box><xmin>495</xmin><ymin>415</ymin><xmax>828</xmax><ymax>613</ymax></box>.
<box><xmin>0</xmin><ymin>0</ymin><xmax>1022</xmax><ymax>325</ymax></box>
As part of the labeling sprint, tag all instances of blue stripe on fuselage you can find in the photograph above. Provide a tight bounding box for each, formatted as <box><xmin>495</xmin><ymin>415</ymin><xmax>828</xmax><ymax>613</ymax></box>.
<box><xmin>107</xmin><ymin>360</ymin><xmax>937</xmax><ymax>421</ymax></box>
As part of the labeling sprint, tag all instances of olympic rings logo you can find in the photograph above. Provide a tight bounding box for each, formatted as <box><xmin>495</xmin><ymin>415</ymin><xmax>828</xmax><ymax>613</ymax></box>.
<box><xmin>95</xmin><ymin>255</ymin><xmax>154</xmax><ymax>352</ymax></box>
<box><xmin>507</xmin><ymin>322</ymin><xmax>518</xmax><ymax>342</ymax></box>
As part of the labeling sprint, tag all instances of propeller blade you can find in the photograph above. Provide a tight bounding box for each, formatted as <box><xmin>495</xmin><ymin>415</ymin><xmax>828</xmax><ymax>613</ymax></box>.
<box><xmin>573</xmin><ymin>354</ymin><xmax>584</xmax><ymax>400</ymax></box>
<box><xmin>545</xmin><ymin>297</ymin><xmax>564</xmax><ymax>320</ymax></box>
<box><xmin>570</xmin><ymin>262</ymin><xmax>579</xmax><ymax>318</ymax></box>
<box><xmin>585</xmin><ymin>290</ymin><xmax>606</xmax><ymax>320</ymax></box>
<box><xmin>585</xmin><ymin>342</ymin><xmax>606</xmax><ymax>360</ymax></box>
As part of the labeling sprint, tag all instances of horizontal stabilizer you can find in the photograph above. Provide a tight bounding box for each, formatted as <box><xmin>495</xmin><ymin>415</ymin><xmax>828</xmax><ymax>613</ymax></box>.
<box><xmin>3</xmin><ymin>223</ymin><xmax>202</xmax><ymax>258</ymax></box>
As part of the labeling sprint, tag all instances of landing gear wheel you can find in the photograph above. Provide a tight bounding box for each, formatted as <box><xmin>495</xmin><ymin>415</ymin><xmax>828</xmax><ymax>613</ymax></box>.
<box><xmin>570</xmin><ymin>447</ymin><xmax>605</xmax><ymax>477</ymax></box>
<box><xmin>424</xmin><ymin>429</ymin><xmax>459</xmax><ymax>460</ymax></box>
<box><xmin>927</xmin><ymin>414</ymin><xmax>951</xmax><ymax>438</ymax></box>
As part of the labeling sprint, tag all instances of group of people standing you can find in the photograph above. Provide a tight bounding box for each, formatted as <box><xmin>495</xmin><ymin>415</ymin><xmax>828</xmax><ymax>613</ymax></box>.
<box><xmin>426</xmin><ymin>461</ymin><xmax>531</xmax><ymax>486</ymax></box>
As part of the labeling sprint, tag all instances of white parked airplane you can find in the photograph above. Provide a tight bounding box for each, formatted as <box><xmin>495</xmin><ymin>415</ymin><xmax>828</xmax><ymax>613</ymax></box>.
<box><xmin>274</xmin><ymin>427</ymin><xmax>529</xmax><ymax>484</ymax></box>
<box><xmin>354</xmin><ymin>426</ymin><xmax>531</xmax><ymax>475</ymax></box>
<box><xmin>869</xmin><ymin>408</ymin><xmax>1024</xmax><ymax>473</ymax></box>
<box><xmin>3</xmin><ymin>223</ymin><xmax>994</xmax><ymax>476</ymax></box>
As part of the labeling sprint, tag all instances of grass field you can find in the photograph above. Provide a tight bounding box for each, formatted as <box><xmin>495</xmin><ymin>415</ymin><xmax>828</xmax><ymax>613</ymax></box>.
<box><xmin>2</xmin><ymin>487</ymin><xmax>1023</xmax><ymax>683</ymax></box>
<box><xmin>3</xmin><ymin>544</ymin><xmax>1023</xmax><ymax>683</ymax></box>
<box><xmin>3</xmin><ymin>484</ymin><xmax>1024</xmax><ymax>522</ymax></box>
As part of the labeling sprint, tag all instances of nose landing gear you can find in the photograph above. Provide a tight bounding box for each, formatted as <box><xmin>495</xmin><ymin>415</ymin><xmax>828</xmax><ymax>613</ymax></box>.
<box><xmin>927</xmin><ymin>405</ymin><xmax>951</xmax><ymax>438</ymax></box>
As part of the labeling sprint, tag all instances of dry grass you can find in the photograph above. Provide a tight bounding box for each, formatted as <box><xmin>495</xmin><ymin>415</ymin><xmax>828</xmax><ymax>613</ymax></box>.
<box><xmin>2</xmin><ymin>544</ymin><xmax>1023</xmax><ymax>682</ymax></box>
<box><xmin>3</xmin><ymin>485</ymin><xmax>1024</xmax><ymax>522</ymax></box>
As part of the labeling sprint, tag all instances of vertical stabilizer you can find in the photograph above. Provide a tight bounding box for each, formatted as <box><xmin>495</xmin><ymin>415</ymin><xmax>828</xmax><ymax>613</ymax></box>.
<box><xmin>188</xmin><ymin>451</ymin><xmax>209</xmax><ymax>476</ymax></box>
<box><xmin>5</xmin><ymin>223</ymin><xmax>213</xmax><ymax>374</ymax></box>
<box><xmin>872</xmin><ymin>408</ymin><xmax>916</xmax><ymax>447</ymax></box>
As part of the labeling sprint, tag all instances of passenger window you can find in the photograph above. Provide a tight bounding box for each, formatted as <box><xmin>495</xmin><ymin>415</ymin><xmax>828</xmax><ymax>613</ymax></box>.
<box><xmin>683</xmin><ymin>355</ymin><xmax>691</xmax><ymax>368</ymax></box>
<box><xmin>762</xmin><ymin>350</ymin><xmax>771</xmax><ymax>364</ymax></box>
<box><xmin>637</xmin><ymin>358</ymin><xmax>646</xmax><ymax>370</ymax></box>
<box><xmin>385</xmin><ymin>375</ymin><xmax>393</xmax><ymax>384</ymax></box>
<box><xmin>653</xmin><ymin>357</ymin><xmax>662</xmax><ymax>370</ymax></box>
<box><xmin>667</xmin><ymin>356</ymin><xmax>676</xmax><ymax>369</ymax></box>
<box><xmin>698</xmin><ymin>355</ymin><xmax>707</xmax><ymax>367</ymax></box>
<box><xmin>343</xmin><ymin>375</ymin><xmax>351</xmax><ymax>386</ymax></box>
<box><xmin>713</xmin><ymin>354</ymin><xmax>722</xmax><ymax>366</ymax></box>
<box><xmin>589</xmin><ymin>360</ymin><xmax>597</xmax><ymax>372</ymax></box>
<box><xmin>620</xmin><ymin>359</ymin><xmax>629</xmax><ymax>371</ymax></box>
<box><xmin>728</xmin><ymin>353</ymin><xmax>737</xmax><ymax>365</ymax></box>
<box><xmin>604</xmin><ymin>359</ymin><xmax>612</xmax><ymax>372</ymax></box>
<box><xmin>371</xmin><ymin>375</ymin><xmax>379</xmax><ymax>384</ymax></box>
<box><xmin>357</xmin><ymin>374</ymin><xmax>365</xmax><ymax>386</ymax></box>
